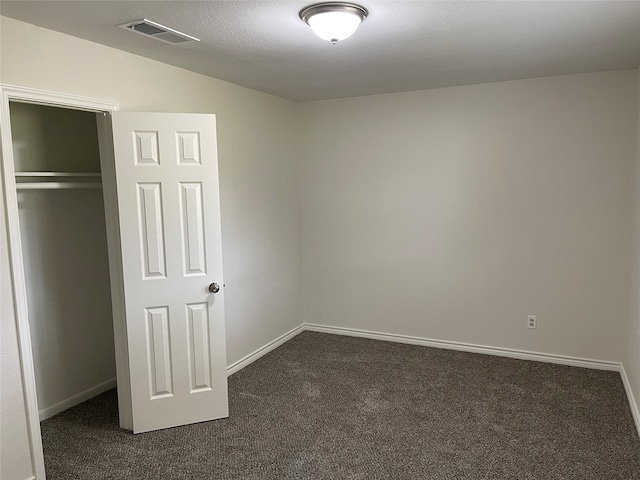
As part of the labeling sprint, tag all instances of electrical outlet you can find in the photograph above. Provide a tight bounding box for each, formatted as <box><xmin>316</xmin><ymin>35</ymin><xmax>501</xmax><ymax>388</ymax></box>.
<box><xmin>527</xmin><ymin>315</ymin><xmax>537</xmax><ymax>330</ymax></box>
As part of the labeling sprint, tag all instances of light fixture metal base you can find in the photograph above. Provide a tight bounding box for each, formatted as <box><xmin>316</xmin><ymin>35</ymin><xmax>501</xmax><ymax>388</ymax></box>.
<box><xmin>299</xmin><ymin>2</ymin><xmax>369</xmax><ymax>24</ymax></box>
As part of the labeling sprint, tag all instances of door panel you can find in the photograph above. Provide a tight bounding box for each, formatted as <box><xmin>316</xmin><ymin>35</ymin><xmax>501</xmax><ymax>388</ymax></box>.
<box><xmin>146</xmin><ymin>306</ymin><xmax>173</xmax><ymax>399</ymax></box>
<box><xmin>179</xmin><ymin>182</ymin><xmax>207</xmax><ymax>276</ymax></box>
<box><xmin>137</xmin><ymin>183</ymin><xmax>166</xmax><ymax>278</ymax></box>
<box><xmin>111</xmin><ymin>112</ymin><xmax>227</xmax><ymax>433</ymax></box>
<box><xmin>186</xmin><ymin>302</ymin><xmax>213</xmax><ymax>392</ymax></box>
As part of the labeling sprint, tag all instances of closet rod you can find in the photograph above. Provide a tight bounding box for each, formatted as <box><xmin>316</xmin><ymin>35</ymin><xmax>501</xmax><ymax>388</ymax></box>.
<box><xmin>16</xmin><ymin>182</ymin><xmax>102</xmax><ymax>190</ymax></box>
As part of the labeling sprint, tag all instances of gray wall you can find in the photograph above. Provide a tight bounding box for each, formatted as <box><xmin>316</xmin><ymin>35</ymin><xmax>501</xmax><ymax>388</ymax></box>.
<box><xmin>300</xmin><ymin>70</ymin><xmax>636</xmax><ymax>362</ymax></box>
<box><xmin>625</xmin><ymin>67</ymin><xmax>640</xmax><ymax>433</ymax></box>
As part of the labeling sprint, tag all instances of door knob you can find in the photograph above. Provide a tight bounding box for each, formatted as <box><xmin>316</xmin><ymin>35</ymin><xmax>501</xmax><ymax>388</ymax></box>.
<box><xmin>208</xmin><ymin>282</ymin><xmax>220</xmax><ymax>293</ymax></box>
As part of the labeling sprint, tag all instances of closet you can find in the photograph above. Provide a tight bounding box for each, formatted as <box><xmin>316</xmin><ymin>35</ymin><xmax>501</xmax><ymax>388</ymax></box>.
<box><xmin>4</xmin><ymin>85</ymin><xmax>229</xmax><ymax>450</ymax></box>
<box><xmin>10</xmin><ymin>101</ymin><xmax>117</xmax><ymax>420</ymax></box>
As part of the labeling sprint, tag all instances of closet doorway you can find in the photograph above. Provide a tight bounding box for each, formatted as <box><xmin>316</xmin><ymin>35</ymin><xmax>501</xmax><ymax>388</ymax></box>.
<box><xmin>10</xmin><ymin>100</ymin><xmax>118</xmax><ymax>422</ymax></box>
<box><xmin>1</xmin><ymin>85</ymin><xmax>229</xmax><ymax>478</ymax></box>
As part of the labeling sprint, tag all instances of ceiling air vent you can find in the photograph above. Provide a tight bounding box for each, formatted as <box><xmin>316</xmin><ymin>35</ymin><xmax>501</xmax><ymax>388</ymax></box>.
<box><xmin>118</xmin><ymin>19</ymin><xmax>200</xmax><ymax>44</ymax></box>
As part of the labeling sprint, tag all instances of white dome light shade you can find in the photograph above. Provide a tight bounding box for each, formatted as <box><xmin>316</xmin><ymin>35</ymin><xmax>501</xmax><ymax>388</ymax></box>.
<box><xmin>307</xmin><ymin>11</ymin><xmax>361</xmax><ymax>43</ymax></box>
<box><xmin>300</xmin><ymin>3</ymin><xmax>368</xmax><ymax>44</ymax></box>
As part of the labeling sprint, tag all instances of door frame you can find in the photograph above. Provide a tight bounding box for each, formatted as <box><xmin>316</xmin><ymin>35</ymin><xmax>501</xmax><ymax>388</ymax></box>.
<box><xmin>0</xmin><ymin>84</ymin><xmax>122</xmax><ymax>479</ymax></box>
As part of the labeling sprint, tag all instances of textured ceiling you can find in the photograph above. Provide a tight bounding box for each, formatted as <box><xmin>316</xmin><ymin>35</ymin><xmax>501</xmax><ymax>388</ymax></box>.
<box><xmin>1</xmin><ymin>1</ymin><xmax>639</xmax><ymax>102</ymax></box>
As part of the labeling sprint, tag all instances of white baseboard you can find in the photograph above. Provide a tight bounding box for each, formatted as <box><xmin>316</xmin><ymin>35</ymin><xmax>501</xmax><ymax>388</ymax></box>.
<box><xmin>304</xmin><ymin>324</ymin><xmax>621</xmax><ymax>371</ymax></box>
<box><xmin>226</xmin><ymin>324</ymin><xmax>305</xmax><ymax>376</ymax></box>
<box><xmin>39</xmin><ymin>377</ymin><xmax>116</xmax><ymax>421</ymax></box>
<box><xmin>620</xmin><ymin>364</ymin><xmax>640</xmax><ymax>438</ymax></box>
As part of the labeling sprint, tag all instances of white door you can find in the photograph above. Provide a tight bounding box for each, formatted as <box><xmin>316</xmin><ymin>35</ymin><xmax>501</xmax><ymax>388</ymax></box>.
<box><xmin>111</xmin><ymin>112</ymin><xmax>228</xmax><ymax>433</ymax></box>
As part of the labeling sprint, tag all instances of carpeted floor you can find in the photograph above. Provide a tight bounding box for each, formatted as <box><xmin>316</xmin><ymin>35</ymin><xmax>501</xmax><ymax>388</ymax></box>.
<box><xmin>41</xmin><ymin>331</ymin><xmax>640</xmax><ymax>479</ymax></box>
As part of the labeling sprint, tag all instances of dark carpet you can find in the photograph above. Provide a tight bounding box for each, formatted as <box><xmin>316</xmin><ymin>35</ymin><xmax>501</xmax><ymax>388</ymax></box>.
<box><xmin>41</xmin><ymin>331</ymin><xmax>640</xmax><ymax>479</ymax></box>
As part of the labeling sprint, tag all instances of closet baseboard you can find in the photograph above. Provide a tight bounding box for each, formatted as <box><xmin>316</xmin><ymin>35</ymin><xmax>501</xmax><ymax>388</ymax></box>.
<box><xmin>38</xmin><ymin>377</ymin><xmax>117</xmax><ymax>421</ymax></box>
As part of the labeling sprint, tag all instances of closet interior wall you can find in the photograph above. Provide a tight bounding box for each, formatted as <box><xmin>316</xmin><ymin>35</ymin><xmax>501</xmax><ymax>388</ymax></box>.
<box><xmin>10</xmin><ymin>102</ymin><xmax>116</xmax><ymax>419</ymax></box>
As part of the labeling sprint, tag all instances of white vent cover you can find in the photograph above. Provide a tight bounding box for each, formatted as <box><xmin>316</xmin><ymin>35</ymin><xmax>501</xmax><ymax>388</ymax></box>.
<box><xmin>118</xmin><ymin>19</ymin><xmax>200</xmax><ymax>44</ymax></box>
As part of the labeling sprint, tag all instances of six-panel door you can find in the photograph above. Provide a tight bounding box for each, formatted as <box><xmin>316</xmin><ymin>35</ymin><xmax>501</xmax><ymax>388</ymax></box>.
<box><xmin>111</xmin><ymin>112</ymin><xmax>228</xmax><ymax>433</ymax></box>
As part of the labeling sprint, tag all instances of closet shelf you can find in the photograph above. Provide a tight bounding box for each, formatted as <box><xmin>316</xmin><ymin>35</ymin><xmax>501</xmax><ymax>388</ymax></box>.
<box><xmin>15</xmin><ymin>172</ymin><xmax>101</xmax><ymax>177</ymax></box>
<box><xmin>15</xmin><ymin>172</ymin><xmax>102</xmax><ymax>190</ymax></box>
<box><xmin>17</xmin><ymin>182</ymin><xmax>102</xmax><ymax>190</ymax></box>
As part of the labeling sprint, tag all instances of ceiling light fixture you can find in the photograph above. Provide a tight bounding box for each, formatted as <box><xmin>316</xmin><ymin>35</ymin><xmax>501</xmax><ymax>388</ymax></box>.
<box><xmin>299</xmin><ymin>2</ymin><xmax>368</xmax><ymax>44</ymax></box>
